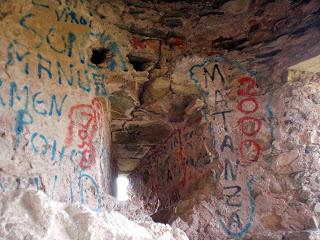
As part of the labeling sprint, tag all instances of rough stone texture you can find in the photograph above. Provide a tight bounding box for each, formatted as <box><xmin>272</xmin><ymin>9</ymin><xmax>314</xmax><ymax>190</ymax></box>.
<box><xmin>131</xmin><ymin>61</ymin><xmax>320</xmax><ymax>239</ymax></box>
<box><xmin>0</xmin><ymin>190</ymin><xmax>189</xmax><ymax>240</ymax></box>
<box><xmin>110</xmin><ymin>0</ymin><xmax>320</xmax><ymax>177</ymax></box>
<box><xmin>1</xmin><ymin>0</ymin><xmax>320</xmax><ymax>239</ymax></box>
<box><xmin>98</xmin><ymin>0</ymin><xmax>320</xmax><ymax>238</ymax></box>
<box><xmin>130</xmin><ymin>114</ymin><xmax>214</xmax><ymax>213</ymax></box>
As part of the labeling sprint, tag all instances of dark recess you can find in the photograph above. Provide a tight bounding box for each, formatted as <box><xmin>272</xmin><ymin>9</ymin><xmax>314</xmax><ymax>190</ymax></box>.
<box><xmin>128</xmin><ymin>54</ymin><xmax>151</xmax><ymax>71</ymax></box>
<box><xmin>90</xmin><ymin>48</ymin><xmax>111</xmax><ymax>65</ymax></box>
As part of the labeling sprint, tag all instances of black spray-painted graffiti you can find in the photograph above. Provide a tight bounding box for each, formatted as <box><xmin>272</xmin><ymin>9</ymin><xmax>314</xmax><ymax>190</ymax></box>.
<box><xmin>189</xmin><ymin>56</ymin><xmax>274</xmax><ymax>238</ymax></box>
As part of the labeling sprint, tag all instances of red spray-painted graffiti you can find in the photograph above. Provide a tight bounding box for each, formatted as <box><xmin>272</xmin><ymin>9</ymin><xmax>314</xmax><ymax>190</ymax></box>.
<box><xmin>132</xmin><ymin>37</ymin><xmax>183</xmax><ymax>50</ymax></box>
<box><xmin>173</xmin><ymin>37</ymin><xmax>184</xmax><ymax>48</ymax></box>
<box><xmin>66</xmin><ymin>98</ymin><xmax>103</xmax><ymax>170</ymax></box>
<box><xmin>177</xmin><ymin>128</ymin><xmax>187</xmax><ymax>187</ymax></box>
<box><xmin>132</xmin><ymin>37</ymin><xmax>145</xmax><ymax>49</ymax></box>
<box><xmin>131</xmin><ymin>37</ymin><xmax>160</xmax><ymax>50</ymax></box>
<box><xmin>136</xmin><ymin>115</ymin><xmax>209</xmax><ymax>207</ymax></box>
<box><xmin>237</xmin><ymin>76</ymin><xmax>262</xmax><ymax>164</ymax></box>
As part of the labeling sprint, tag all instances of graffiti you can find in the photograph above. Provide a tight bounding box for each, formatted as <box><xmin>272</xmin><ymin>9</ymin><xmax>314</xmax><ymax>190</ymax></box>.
<box><xmin>66</xmin><ymin>98</ymin><xmax>103</xmax><ymax>170</ymax></box>
<box><xmin>237</xmin><ymin>97</ymin><xmax>258</xmax><ymax>114</ymax></box>
<box><xmin>266</xmin><ymin>93</ymin><xmax>275</xmax><ymax>166</ymax></box>
<box><xmin>203</xmin><ymin>63</ymin><xmax>225</xmax><ymax>88</ymax></box>
<box><xmin>10</xmin><ymin>7</ymin><xmax>127</xmax><ymax>74</ymax></box>
<box><xmin>188</xmin><ymin>56</ymin><xmax>270</xmax><ymax>238</ymax></box>
<box><xmin>27</xmin><ymin>130</ymin><xmax>73</xmax><ymax>163</ymax></box>
<box><xmin>237</xmin><ymin>117</ymin><xmax>262</xmax><ymax>137</ymax></box>
<box><xmin>7</xmin><ymin>42</ymin><xmax>108</xmax><ymax>97</ymax></box>
<box><xmin>55</xmin><ymin>7</ymin><xmax>92</xmax><ymax>26</ymax></box>
<box><xmin>173</xmin><ymin>37</ymin><xmax>184</xmax><ymax>47</ymax></box>
<box><xmin>19</xmin><ymin>13</ymin><xmax>43</xmax><ymax>48</ymax></box>
<box><xmin>32</xmin><ymin>0</ymin><xmax>49</xmax><ymax>8</ymax></box>
<box><xmin>211</xmin><ymin>110</ymin><xmax>233</xmax><ymax>131</ymax></box>
<box><xmin>15</xmin><ymin>109</ymin><xmax>33</xmax><ymax>144</ymax></box>
<box><xmin>131</xmin><ymin>37</ymin><xmax>159</xmax><ymax>50</ymax></box>
<box><xmin>132</xmin><ymin>38</ymin><xmax>145</xmax><ymax>49</ymax></box>
<box><xmin>217</xmin><ymin>99</ymin><xmax>255</xmax><ymax>237</ymax></box>
<box><xmin>0</xmin><ymin>1</ymin><xmax>110</xmax><ymax>213</ymax></box>
<box><xmin>135</xmin><ymin>115</ymin><xmax>213</xmax><ymax>208</ymax></box>
<box><xmin>216</xmin><ymin>177</ymin><xmax>255</xmax><ymax>238</ymax></box>
<box><xmin>0</xmin><ymin>171</ymin><xmax>102</xmax><ymax>211</ymax></box>
<box><xmin>78</xmin><ymin>172</ymin><xmax>102</xmax><ymax>211</ymax></box>
<box><xmin>31</xmin><ymin>132</ymin><xmax>49</xmax><ymax>155</ymax></box>
<box><xmin>237</xmin><ymin>77</ymin><xmax>262</xmax><ymax>164</ymax></box>
<box><xmin>0</xmin><ymin>80</ymin><xmax>68</xmax><ymax>144</ymax></box>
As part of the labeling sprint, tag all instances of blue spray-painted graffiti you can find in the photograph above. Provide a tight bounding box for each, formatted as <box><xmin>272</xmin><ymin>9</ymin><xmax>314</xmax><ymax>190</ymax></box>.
<box><xmin>32</xmin><ymin>0</ymin><xmax>49</xmax><ymax>9</ymax></box>
<box><xmin>0</xmin><ymin>182</ymin><xmax>5</xmax><ymax>192</ymax></box>
<box><xmin>0</xmin><ymin>1</ymin><xmax>108</xmax><ymax>213</ymax></box>
<box><xmin>7</xmin><ymin>42</ymin><xmax>109</xmax><ymax>98</ymax></box>
<box><xmin>7</xmin><ymin>42</ymin><xmax>31</xmax><ymax>74</ymax></box>
<box><xmin>69</xmin><ymin>176</ymin><xmax>74</xmax><ymax>202</ymax></box>
<box><xmin>33</xmin><ymin>177</ymin><xmax>41</xmax><ymax>191</ymax></box>
<box><xmin>16</xmin><ymin>10</ymin><xmax>127</xmax><ymax>71</ymax></box>
<box><xmin>16</xmin><ymin>109</ymin><xmax>33</xmax><ymax>144</ymax></box>
<box><xmin>19</xmin><ymin>13</ymin><xmax>43</xmax><ymax>48</ymax></box>
<box><xmin>1</xmin><ymin>127</ymin><xmax>103</xmax><ymax>211</ymax></box>
<box><xmin>51</xmin><ymin>175</ymin><xmax>58</xmax><ymax>198</ymax></box>
<box><xmin>55</xmin><ymin>7</ymin><xmax>92</xmax><ymax>26</ymax></box>
<box><xmin>51</xmin><ymin>140</ymin><xmax>66</xmax><ymax>162</ymax></box>
<box><xmin>5</xmin><ymin>8</ymin><xmax>126</xmax><ymax>101</ymax></box>
<box><xmin>0</xmin><ymin>171</ymin><xmax>102</xmax><ymax>212</ymax></box>
<box><xmin>29</xmin><ymin>130</ymin><xmax>71</xmax><ymax>162</ymax></box>
<box><xmin>0</xmin><ymin>80</ymin><xmax>68</xmax><ymax>145</ymax></box>
<box><xmin>0</xmin><ymin>80</ymin><xmax>5</xmax><ymax>107</ymax></box>
<box><xmin>78</xmin><ymin>172</ymin><xmax>102</xmax><ymax>212</ymax></box>
<box><xmin>216</xmin><ymin>177</ymin><xmax>255</xmax><ymax>238</ymax></box>
<box><xmin>266</xmin><ymin>93</ymin><xmax>275</xmax><ymax>166</ymax></box>
<box><xmin>31</xmin><ymin>132</ymin><xmax>49</xmax><ymax>155</ymax></box>
<box><xmin>188</xmin><ymin>56</ymin><xmax>274</xmax><ymax>237</ymax></box>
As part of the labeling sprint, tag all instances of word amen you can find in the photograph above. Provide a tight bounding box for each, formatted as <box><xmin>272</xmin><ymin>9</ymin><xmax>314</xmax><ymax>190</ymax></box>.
<box><xmin>0</xmin><ymin>80</ymin><xmax>67</xmax><ymax>143</ymax></box>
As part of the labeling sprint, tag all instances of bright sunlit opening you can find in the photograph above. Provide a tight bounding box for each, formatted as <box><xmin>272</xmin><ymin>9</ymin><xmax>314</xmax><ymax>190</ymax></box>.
<box><xmin>117</xmin><ymin>175</ymin><xmax>129</xmax><ymax>201</ymax></box>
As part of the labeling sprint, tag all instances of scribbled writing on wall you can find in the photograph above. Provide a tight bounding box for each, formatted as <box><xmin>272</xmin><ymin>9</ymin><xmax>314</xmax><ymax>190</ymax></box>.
<box><xmin>5</xmin><ymin>2</ymin><xmax>128</xmax><ymax>98</ymax></box>
<box><xmin>0</xmin><ymin>80</ymin><xmax>67</xmax><ymax>144</ymax></box>
<box><xmin>66</xmin><ymin>98</ymin><xmax>103</xmax><ymax>170</ymax></box>
<box><xmin>213</xmin><ymin>75</ymin><xmax>258</xmax><ymax>238</ymax></box>
<box><xmin>7</xmin><ymin>41</ymin><xmax>109</xmax><ymax>97</ymax></box>
<box><xmin>188</xmin><ymin>56</ymin><xmax>273</xmax><ymax>238</ymax></box>
<box><xmin>135</xmin><ymin>116</ymin><xmax>214</xmax><ymax>209</ymax></box>
<box><xmin>0</xmin><ymin>1</ymin><xmax>112</xmax><ymax>212</ymax></box>
<box><xmin>0</xmin><ymin>171</ymin><xmax>102</xmax><ymax>212</ymax></box>
<box><xmin>237</xmin><ymin>76</ymin><xmax>262</xmax><ymax>164</ymax></box>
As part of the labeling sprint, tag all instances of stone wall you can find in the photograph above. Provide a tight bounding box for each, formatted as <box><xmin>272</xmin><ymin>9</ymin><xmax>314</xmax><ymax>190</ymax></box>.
<box><xmin>125</xmin><ymin>1</ymin><xmax>320</xmax><ymax>238</ymax></box>
<box><xmin>0</xmin><ymin>0</ymin><xmax>125</xmax><ymax>211</ymax></box>
<box><xmin>131</xmin><ymin>55</ymin><xmax>320</xmax><ymax>239</ymax></box>
<box><xmin>111</xmin><ymin>0</ymin><xmax>320</xmax><ymax>179</ymax></box>
<box><xmin>130</xmin><ymin>113</ymin><xmax>214</xmax><ymax>215</ymax></box>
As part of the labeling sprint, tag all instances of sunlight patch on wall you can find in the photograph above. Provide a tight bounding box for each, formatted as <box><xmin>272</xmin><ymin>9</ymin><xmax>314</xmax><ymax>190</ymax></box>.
<box><xmin>117</xmin><ymin>175</ymin><xmax>129</xmax><ymax>201</ymax></box>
